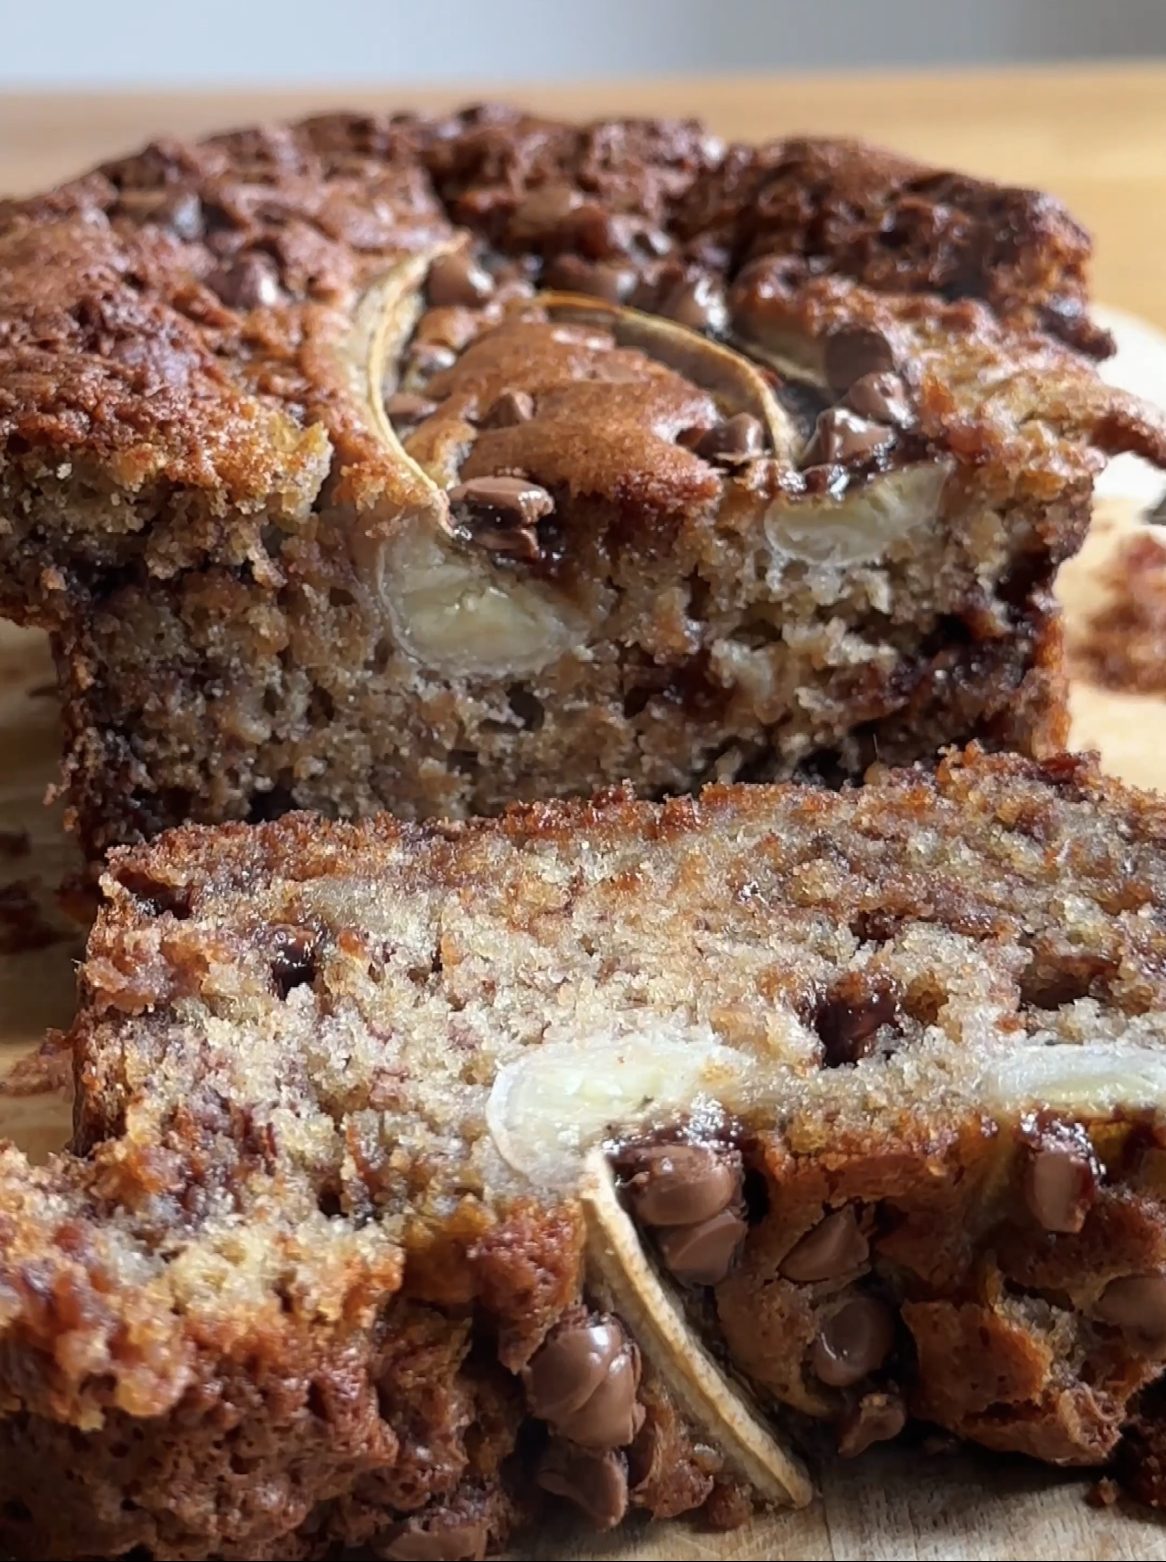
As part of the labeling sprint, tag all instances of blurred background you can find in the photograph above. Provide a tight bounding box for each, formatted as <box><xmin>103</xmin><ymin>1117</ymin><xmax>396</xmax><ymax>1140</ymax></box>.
<box><xmin>2</xmin><ymin>0</ymin><xmax>1165</xmax><ymax>84</ymax></box>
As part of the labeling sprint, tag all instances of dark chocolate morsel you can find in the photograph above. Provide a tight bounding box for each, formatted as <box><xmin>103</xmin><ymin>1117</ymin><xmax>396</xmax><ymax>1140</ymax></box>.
<box><xmin>781</xmin><ymin>1207</ymin><xmax>869</xmax><ymax>1283</ymax></box>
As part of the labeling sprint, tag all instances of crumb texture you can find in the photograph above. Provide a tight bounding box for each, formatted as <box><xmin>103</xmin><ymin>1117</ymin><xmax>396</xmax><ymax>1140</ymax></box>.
<box><xmin>3</xmin><ymin>749</ymin><xmax>1166</xmax><ymax>1557</ymax></box>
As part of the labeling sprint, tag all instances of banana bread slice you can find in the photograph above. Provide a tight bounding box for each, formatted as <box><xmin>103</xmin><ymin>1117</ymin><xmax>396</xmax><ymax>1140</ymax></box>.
<box><xmin>5</xmin><ymin>746</ymin><xmax>1166</xmax><ymax>1559</ymax></box>
<box><xmin>1</xmin><ymin>109</ymin><xmax>1164</xmax><ymax>859</ymax></box>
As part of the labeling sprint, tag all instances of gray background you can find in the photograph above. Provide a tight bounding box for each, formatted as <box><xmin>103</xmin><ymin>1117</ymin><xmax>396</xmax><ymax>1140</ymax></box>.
<box><xmin>2</xmin><ymin>0</ymin><xmax>1165</xmax><ymax>85</ymax></box>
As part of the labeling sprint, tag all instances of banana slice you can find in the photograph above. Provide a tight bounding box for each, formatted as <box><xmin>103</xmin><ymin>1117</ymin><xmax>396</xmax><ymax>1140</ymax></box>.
<box><xmin>581</xmin><ymin>1147</ymin><xmax>813</xmax><ymax>1509</ymax></box>
<box><xmin>733</xmin><ymin>332</ymin><xmax>827</xmax><ymax>387</ymax></box>
<box><xmin>765</xmin><ymin>460</ymin><xmax>950</xmax><ymax>567</ymax></box>
<box><xmin>985</xmin><ymin>1040</ymin><xmax>1166</xmax><ymax>1115</ymax></box>
<box><xmin>341</xmin><ymin>250</ymin><xmax>454</xmax><ymax>504</ymax></box>
<box><xmin>539</xmin><ymin>291</ymin><xmax>802</xmax><ymax>462</ymax></box>
<box><xmin>341</xmin><ymin>258</ymin><xmax>585</xmax><ymax>676</ymax></box>
<box><xmin>376</xmin><ymin>520</ymin><xmax>583</xmax><ymax>676</ymax></box>
<box><xmin>487</xmin><ymin>1030</ymin><xmax>762</xmax><ymax>1186</ymax></box>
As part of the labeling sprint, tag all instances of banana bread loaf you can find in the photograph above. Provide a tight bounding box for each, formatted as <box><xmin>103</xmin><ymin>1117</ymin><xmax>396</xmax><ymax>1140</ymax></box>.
<box><xmin>1</xmin><ymin>109</ymin><xmax>1163</xmax><ymax>858</ymax></box>
<box><xmin>4</xmin><ymin>746</ymin><xmax>1166</xmax><ymax>1558</ymax></box>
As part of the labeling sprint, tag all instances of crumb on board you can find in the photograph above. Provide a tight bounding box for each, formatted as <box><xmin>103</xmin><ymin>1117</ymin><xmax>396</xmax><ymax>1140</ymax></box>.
<box><xmin>0</xmin><ymin>1031</ymin><xmax>72</xmax><ymax>1097</ymax></box>
<box><xmin>1087</xmin><ymin>1476</ymin><xmax>1120</xmax><ymax>1508</ymax></box>
<box><xmin>1068</xmin><ymin>531</ymin><xmax>1166</xmax><ymax>695</ymax></box>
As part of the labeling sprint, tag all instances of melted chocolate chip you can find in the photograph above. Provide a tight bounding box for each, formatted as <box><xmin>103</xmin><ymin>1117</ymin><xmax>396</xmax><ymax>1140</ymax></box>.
<box><xmin>622</xmin><ymin>1144</ymin><xmax>741</xmax><ymax>1228</ymax></box>
<box><xmin>802</xmin><ymin>406</ymin><xmax>894</xmax><ymax>468</ymax></box>
<box><xmin>523</xmin><ymin>1316</ymin><xmax>644</xmax><ymax>1448</ymax></box>
<box><xmin>543</xmin><ymin>254</ymin><xmax>638</xmax><ymax>302</ymax></box>
<box><xmin>207</xmin><ymin>252</ymin><xmax>281</xmax><ymax>310</ymax></box>
<box><xmin>837</xmin><ymin>1391</ymin><xmax>907</xmax><ymax>1457</ymax></box>
<box><xmin>1023</xmin><ymin>1132</ymin><xmax>1097</xmax><ymax>1234</ymax></box>
<box><xmin>385</xmin><ymin>392</ymin><xmax>439</xmax><ymax>427</ymax></box>
<box><xmin>781</xmin><ymin>1207</ymin><xmax>869</xmax><ymax>1284</ymax></box>
<box><xmin>449</xmin><ymin>476</ymin><xmax>555</xmax><ymax>561</ymax></box>
<box><xmin>844</xmin><ymin>371</ymin><xmax>913</xmax><ymax>428</ymax></box>
<box><xmin>513</xmin><ymin>183</ymin><xmax>582</xmax><ymax>236</ymax></box>
<box><xmin>695</xmin><ymin>413</ymin><xmax>765</xmax><ymax>467</ymax></box>
<box><xmin>481</xmin><ymin>389</ymin><xmax>535</xmax><ymax>428</ymax></box>
<box><xmin>1094</xmin><ymin>1275</ymin><xmax>1166</xmax><ymax>1345</ymax></box>
<box><xmin>381</xmin><ymin>1520</ymin><xmax>488</xmax><ymax>1561</ymax></box>
<box><xmin>427</xmin><ymin>251</ymin><xmax>495</xmax><ymax>308</ymax></box>
<box><xmin>538</xmin><ymin>1444</ymin><xmax>628</xmax><ymax>1531</ymax></box>
<box><xmin>118</xmin><ymin>186</ymin><xmax>204</xmax><ymax>240</ymax></box>
<box><xmin>656</xmin><ymin>1205</ymin><xmax>747</xmax><ymax>1286</ymax></box>
<box><xmin>270</xmin><ymin>924</ymin><xmax>318</xmax><ymax>999</ymax></box>
<box><xmin>660</xmin><ymin>274</ymin><xmax>728</xmax><ymax>335</ymax></box>
<box><xmin>816</xmin><ymin>978</ymin><xmax>899</xmax><ymax>1066</ymax></box>
<box><xmin>810</xmin><ymin>1297</ymin><xmax>896</xmax><ymax>1387</ymax></box>
<box><xmin>823</xmin><ymin>326</ymin><xmax>896</xmax><ymax>393</ymax></box>
<box><xmin>407</xmin><ymin>342</ymin><xmax>457</xmax><ymax>379</ymax></box>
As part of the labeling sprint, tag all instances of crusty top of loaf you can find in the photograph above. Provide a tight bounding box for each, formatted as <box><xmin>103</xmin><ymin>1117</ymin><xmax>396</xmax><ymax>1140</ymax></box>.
<box><xmin>1</xmin><ymin>108</ymin><xmax>1163</xmax><ymax>527</ymax></box>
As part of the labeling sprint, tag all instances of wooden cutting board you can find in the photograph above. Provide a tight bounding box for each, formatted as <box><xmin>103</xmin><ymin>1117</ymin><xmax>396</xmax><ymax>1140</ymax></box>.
<box><xmin>2</xmin><ymin>498</ymin><xmax>1165</xmax><ymax>1561</ymax></box>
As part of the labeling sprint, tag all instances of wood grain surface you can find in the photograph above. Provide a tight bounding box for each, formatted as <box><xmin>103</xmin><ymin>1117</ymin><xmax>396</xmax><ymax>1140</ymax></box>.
<box><xmin>3</xmin><ymin>64</ymin><xmax>1166</xmax><ymax>1560</ymax></box>
<box><xmin>3</xmin><ymin>64</ymin><xmax>1166</xmax><ymax>331</ymax></box>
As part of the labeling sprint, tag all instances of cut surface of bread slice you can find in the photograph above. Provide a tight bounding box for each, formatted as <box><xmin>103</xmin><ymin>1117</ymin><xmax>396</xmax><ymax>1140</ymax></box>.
<box><xmin>4</xmin><ymin>747</ymin><xmax>1166</xmax><ymax>1558</ymax></box>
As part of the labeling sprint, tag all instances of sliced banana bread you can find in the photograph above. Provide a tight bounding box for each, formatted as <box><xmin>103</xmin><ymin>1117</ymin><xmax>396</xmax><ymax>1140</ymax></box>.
<box><xmin>4</xmin><ymin>747</ymin><xmax>1166</xmax><ymax>1558</ymax></box>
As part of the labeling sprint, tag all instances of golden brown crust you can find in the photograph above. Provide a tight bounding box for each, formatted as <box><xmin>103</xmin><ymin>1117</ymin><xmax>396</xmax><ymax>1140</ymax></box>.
<box><xmin>3</xmin><ymin>109</ymin><xmax>1165</xmax><ymax>859</ymax></box>
<box><xmin>0</xmin><ymin>111</ymin><xmax>1152</xmax><ymax>508</ymax></box>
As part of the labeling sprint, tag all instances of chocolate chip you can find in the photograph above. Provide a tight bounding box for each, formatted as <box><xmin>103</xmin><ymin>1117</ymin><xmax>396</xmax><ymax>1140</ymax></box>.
<box><xmin>816</xmin><ymin>978</ymin><xmax>899</xmax><ymax>1067</ymax></box>
<box><xmin>1149</xmin><ymin>489</ymin><xmax>1166</xmax><ymax>525</ymax></box>
<box><xmin>385</xmin><ymin>392</ymin><xmax>439</xmax><ymax>427</ymax></box>
<box><xmin>781</xmin><ymin>1207</ymin><xmax>869</xmax><ymax>1284</ymax></box>
<box><xmin>810</xmin><ymin>1297</ymin><xmax>896</xmax><ymax>1387</ymax></box>
<box><xmin>449</xmin><ymin>476</ymin><xmax>555</xmax><ymax>561</ymax></box>
<box><xmin>823</xmin><ymin>326</ymin><xmax>896</xmax><ymax>393</ymax></box>
<box><xmin>543</xmin><ymin>254</ymin><xmax>638</xmax><ymax>303</ymax></box>
<box><xmin>1094</xmin><ymin>1275</ymin><xmax>1166</xmax><ymax>1345</ymax></box>
<box><xmin>513</xmin><ymin>183</ymin><xmax>582</xmax><ymax>236</ymax></box>
<box><xmin>523</xmin><ymin>1316</ymin><xmax>644</xmax><ymax>1448</ymax></box>
<box><xmin>656</xmin><ymin>1206</ymin><xmax>747</xmax><ymax>1286</ymax></box>
<box><xmin>802</xmin><ymin>407</ymin><xmax>894</xmax><ymax>469</ymax></box>
<box><xmin>270</xmin><ymin>925</ymin><xmax>318</xmax><ymax>999</ymax></box>
<box><xmin>118</xmin><ymin>186</ymin><xmax>203</xmax><ymax>240</ymax></box>
<box><xmin>207</xmin><ymin>252</ymin><xmax>281</xmax><ymax>310</ymax></box>
<box><xmin>837</xmin><ymin>1391</ymin><xmax>907</xmax><ymax>1458</ymax></box>
<box><xmin>538</xmin><ymin>1444</ymin><xmax>628</xmax><ymax>1531</ymax></box>
<box><xmin>481</xmin><ymin>390</ymin><xmax>534</xmax><ymax>428</ymax></box>
<box><xmin>660</xmin><ymin>274</ymin><xmax>728</xmax><ymax>335</ymax></box>
<box><xmin>844</xmin><ymin>371</ymin><xmax>913</xmax><ymax>428</ymax></box>
<box><xmin>695</xmin><ymin>413</ymin><xmax>765</xmax><ymax>467</ymax></box>
<box><xmin>381</xmin><ymin>1520</ymin><xmax>488</xmax><ymax>1561</ymax></box>
<box><xmin>407</xmin><ymin>342</ymin><xmax>457</xmax><ymax>379</ymax></box>
<box><xmin>1023</xmin><ymin>1133</ymin><xmax>1097</xmax><ymax>1233</ymax></box>
<box><xmin>622</xmin><ymin>1144</ymin><xmax>741</xmax><ymax>1228</ymax></box>
<box><xmin>427</xmin><ymin>252</ymin><xmax>495</xmax><ymax>308</ymax></box>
